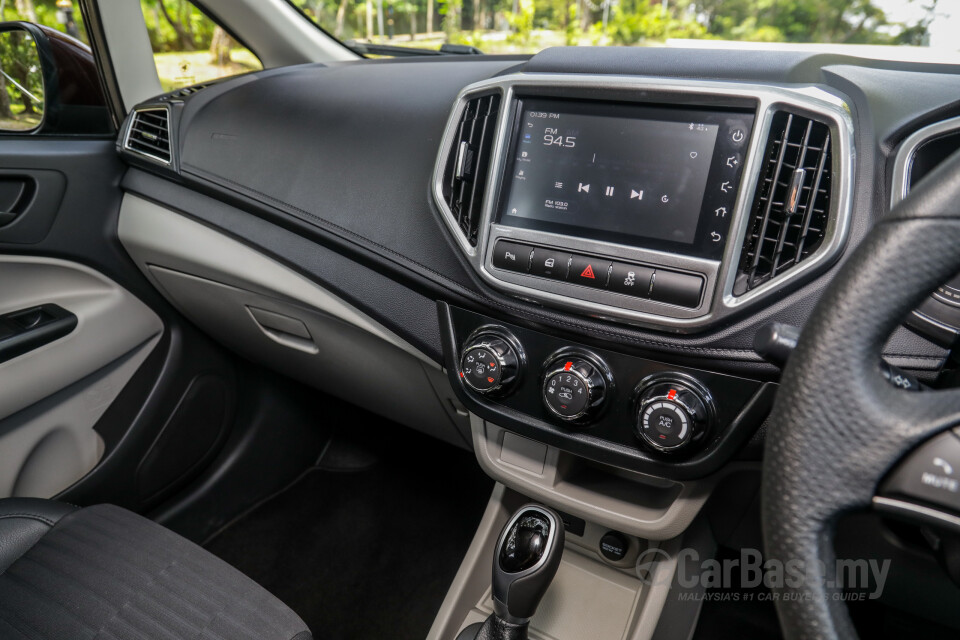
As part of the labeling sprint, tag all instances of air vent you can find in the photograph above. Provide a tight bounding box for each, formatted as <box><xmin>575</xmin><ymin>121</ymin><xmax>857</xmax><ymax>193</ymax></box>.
<box><xmin>160</xmin><ymin>82</ymin><xmax>213</xmax><ymax>101</ymax></box>
<box><xmin>736</xmin><ymin>111</ymin><xmax>832</xmax><ymax>294</ymax></box>
<box><xmin>441</xmin><ymin>93</ymin><xmax>501</xmax><ymax>247</ymax></box>
<box><xmin>125</xmin><ymin>107</ymin><xmax>172</xmax><ymax>164</ymax></box>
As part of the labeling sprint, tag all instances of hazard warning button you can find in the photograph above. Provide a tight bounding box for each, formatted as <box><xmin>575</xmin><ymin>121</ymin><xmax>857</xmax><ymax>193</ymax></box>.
<box><xmin>569</xmin><ymin>255</ymin><xmax>611</xmax><ymax>289</ymax></box>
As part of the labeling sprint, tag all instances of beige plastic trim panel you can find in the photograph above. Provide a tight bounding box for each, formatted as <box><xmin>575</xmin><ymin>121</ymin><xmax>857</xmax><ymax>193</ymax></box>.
<box><xmin>427</xmin><ymin>484</ymin><xmax>687</xmax><ymax>640</ymax></box>
<box><xmin>0</xmin><ymin>256</ymin><xmax>163</xmax><ymax>420</ymax></box>
<box><xmin>0</xmin><ymin>338</ymin><xmax>159</xmax><ymax>499</ymax></box>
<box><xmin>117</xmin><ymin>194</ymin><xmax>432</xmax><ymax>368</ymax></box>
<box><xmin>93</xmin><ymin>0</ymin><xmax>163</xmax><ymax>110</ymax></box>
<box><xmin>146</xmin><ymin>265</ymin><xmax>469</xmax><ymax>448</ymax></box>
<box><xmin>118</xmin><ymin>194</ymin><xmax>472</xmax><ymax>448</ymax></box>
<box><xmin>472</xmin><ymin>415</ymin><xmax>754</xmax><ymax>540</ymax></box>
<box><xmin>0</xmin><ymin>255</ymin><xmax>163</xmax><ymax>498</ymax></box>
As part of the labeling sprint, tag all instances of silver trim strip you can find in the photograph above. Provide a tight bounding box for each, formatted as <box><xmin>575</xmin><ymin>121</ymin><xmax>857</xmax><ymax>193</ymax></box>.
<box><xmin>122</xmin><ymin>105</ymin><xmax>173</xmax><ymax>166</ymax></box>
<box><xmin>873</xmin><ymin>496</ymin><xmax>960</xmax><ymax>533</ymax></box>
<box><xmin>432</xmin><ymin>74</ymin><xmax>855</xmax><ymax>331</ymax></box>
<box><xmin>890</xmin><ymin>114</ymin><xmax>960</xmax><ymax>208</ymax></box>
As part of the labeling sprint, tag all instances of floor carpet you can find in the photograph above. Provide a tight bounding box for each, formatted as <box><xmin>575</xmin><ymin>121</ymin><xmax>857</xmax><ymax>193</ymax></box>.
<box><xmin>205</xmin><ymin>422</ymin><xmax>493</xmax><ymax>640</ymax></box>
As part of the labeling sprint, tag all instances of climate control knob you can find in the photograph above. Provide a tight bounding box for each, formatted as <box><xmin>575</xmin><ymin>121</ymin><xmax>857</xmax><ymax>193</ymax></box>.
<box><xmin>542</xmin><ymin>354</ymin><xmax>610</xmax><ymax>422</ymax></box>
<box><xmin>634</xmin><ymin>376</ymin><xmax>714</xmax><ymax>453</ymax></box>
<box><xmin>459</xmin><ymin>333</ymin><xmax>522</xmax><ymax>395</ymax></box>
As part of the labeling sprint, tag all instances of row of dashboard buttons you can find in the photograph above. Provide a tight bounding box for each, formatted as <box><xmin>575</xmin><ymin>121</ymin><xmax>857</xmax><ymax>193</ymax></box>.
<box><xmin>492</xmin><ymin>240</ymin><xmax>704</xmax><ymax>309</ymax></box>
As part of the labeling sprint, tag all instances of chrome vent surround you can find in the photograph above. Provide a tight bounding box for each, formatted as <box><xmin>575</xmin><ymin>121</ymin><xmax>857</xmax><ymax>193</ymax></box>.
<box><xmin>124</xmin><ymin>107</ymin><xmax>172</xmax><ymax>165</ymax></box>
<box><xmin>432</xmin><ymin>74</ymin><xmax>853</xmax><ymax>329</ymax></box>
<box><xmin>440</xmin><ymin>93</ymin><xmax>501</xmax><ymax>248</ymax></box>
<box><xmin>735</xmin><ymin>111</ymin><xmax>832</xmax><ymax>294</ymax></box>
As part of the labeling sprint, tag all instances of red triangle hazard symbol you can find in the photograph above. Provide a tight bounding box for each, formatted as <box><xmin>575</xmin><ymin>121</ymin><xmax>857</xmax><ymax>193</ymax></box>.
<box><xmin>581</xmin><ymin>264</ymin><xmax>596</xmax><ymax>279</ymax></box>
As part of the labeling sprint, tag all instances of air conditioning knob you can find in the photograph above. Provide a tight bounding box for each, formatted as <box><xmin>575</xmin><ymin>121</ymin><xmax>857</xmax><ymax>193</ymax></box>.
<box><xmin>634</xmin><ymin>376</ymin><xmax>715</xmax><ymax>452</ymax></box>
<box><xmin>459</xmin><ymin>332</ymin><xmax>522</xmax><ymax>396</ymax></box>
<box><xmin>541</xmin><ymin>354</ymin><xmax>610</xmax><ymax>422</ymax></box>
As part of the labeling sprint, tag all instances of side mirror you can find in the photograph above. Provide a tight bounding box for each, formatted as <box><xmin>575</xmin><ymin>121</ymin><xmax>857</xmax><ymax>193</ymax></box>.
<box><xmin>0</xmin><ymin>21</ymin><xmax>110</xmax><ymax>135</ymax></box>
<box><xmin>0</xmin><ymin>24</ymin><xmax>46</xmax><ymax>132</ymax></box>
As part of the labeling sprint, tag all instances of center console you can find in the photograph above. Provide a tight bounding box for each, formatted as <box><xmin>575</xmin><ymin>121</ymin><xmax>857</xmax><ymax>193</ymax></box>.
<box><xmin>434</xmin><ymin>74</ymin><xmax>854</xmax><ymax>330</ymax></box>
<box><xmin>442</xmin><ymin>304</ymin><xmax>773</xmax><ymax>482</ymax></box>
<box><xmin>431</xmin><ymin>75</ymin><xmax>855</xmax><ymax>640</ymax></box>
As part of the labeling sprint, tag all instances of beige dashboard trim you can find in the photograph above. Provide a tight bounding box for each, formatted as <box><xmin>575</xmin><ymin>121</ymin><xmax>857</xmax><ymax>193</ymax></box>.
<box><xmin>472</xmin><ymin>414</ymin><xmax>756</xmax><ymax>540</ymax></box>
<box><xmin>117</xmin><ymin>194</ymin><xmax>436</xmax><ymax>369</ymax></box>
<box><xmin>427</xmin><ymin>483</ymin><xmax>692</xmax><ymax>640</ymax></box>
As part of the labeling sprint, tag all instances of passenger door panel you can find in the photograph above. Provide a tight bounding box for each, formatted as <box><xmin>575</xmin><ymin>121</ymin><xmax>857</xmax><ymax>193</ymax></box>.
<box><xmin>0</xmin><ymin>254</ymin><xmax>161</xmax><ymax>498</ymax></box>
<box><xmin>0</xmin><ymin>168</ymin><xmax>66</xmax><ymax>241</ymax></box>
<box><xmin>0</xmin><ymin>136</ymin><xmax>242</xmax><ymax>511</ymax></box>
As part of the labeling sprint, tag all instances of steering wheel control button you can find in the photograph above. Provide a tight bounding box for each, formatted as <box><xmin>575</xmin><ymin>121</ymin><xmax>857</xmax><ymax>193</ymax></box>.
<box><xmin>599</xmin><ymin>531</ymin><xmax>629</xmax><ymax>562</ymax></box>
<box><xmin>530</xmin><ymin>248</ymin><xmax>572</xmax><ymax>280</ymax></box>
<box><xmin>879</xmin><ymin>360</ymin><xmax>923</xmax><ymax>391</ymax></box>
<box><xmin>541</xmin><ymin>354</ymin><xmax>610</xmax><ymax>423</ymax></box>
<box><xmin>649</xmin><ymin>270</ymin><xmax>704</xmax><ymax>308</ymax></box>
<box><xmin>634</xmin><ymin>377</ymin><xmax>715</xmax><ymax>453</ymax></box>
<box><xmin>459</xmin><ymin>332</ymin><xmax>522</xmax><ymax>396</ymax></box>
<box><xmin>492</xmin><ymin>241</ymin><xmax>533</xmax><ymax>273</ymax></box>
<box><xmin>881</xmin><ymin>431</ymin><xmax>960</xmax><ymax>513</ymax></box>
<box><xmin>609</xmin><ymin>262</ymin><xmax>654</xmax><ymax>298</ymax></box>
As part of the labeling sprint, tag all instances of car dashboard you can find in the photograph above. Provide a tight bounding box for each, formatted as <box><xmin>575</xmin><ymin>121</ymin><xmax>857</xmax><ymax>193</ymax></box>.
<box><xmin>113</xmin><ymin>46</ymin><xmax>960</xmax><ymax>539</ymax></box>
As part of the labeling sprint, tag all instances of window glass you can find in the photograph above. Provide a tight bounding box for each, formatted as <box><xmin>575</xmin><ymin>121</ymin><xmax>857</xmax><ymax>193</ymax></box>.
<box><xmin>286</xmin><ymin>0</ymin><xmax>958</xmax><ymax>61</ymax></box>
<box><xmin>139</xmin><ymin>0</ymin><xmax>263</xmax><ymax>92</ymax></box>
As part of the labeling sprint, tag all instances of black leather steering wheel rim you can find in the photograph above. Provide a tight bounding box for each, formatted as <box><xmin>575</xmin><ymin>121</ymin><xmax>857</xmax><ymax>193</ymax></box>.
<box><xmin>761</xmin><ymin>150</ymin><xmax>960</xmax><ymax>639</ymax></box>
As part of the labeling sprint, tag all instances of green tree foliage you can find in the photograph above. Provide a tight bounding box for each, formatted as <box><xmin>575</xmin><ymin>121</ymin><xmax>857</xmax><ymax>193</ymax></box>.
<box><xmin>292</xmin><ymin>0</ymin><xmax>939</xmax><ymax>51</ymax></box>
<box><xmin>677</xmin><ymin>0</ymin><xmax>939</xmax><ymax>45</ymax></box>
<box><xmin>140</xmin><ymin>0</ymin><xmax>218</xmax><ymax>52</ymax></box>
<box><xmin>604</xmin><ymin>0</ymin><xmax>706</xmax><ymax>45</ymax></box>
<box><xmin>1</xmin><ymin>0</ymin><xmax>88</xmax><ymax>44</ymax></box>
<box><xmin>2</xmin><ymin>0</ymin><xmax>943</xmax><ymax>60</ymax></box>
<box><xmin>505</xmin><ymin>0</ymin><xmax>535</xmax><ymax>43</ymax></box>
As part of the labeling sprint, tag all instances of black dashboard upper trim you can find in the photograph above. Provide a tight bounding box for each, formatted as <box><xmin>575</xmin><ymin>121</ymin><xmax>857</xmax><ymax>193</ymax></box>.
<box><xmin>117</xmin><ymin>52</ymin><xmax>959</xmax><ymax>376</ymax></box>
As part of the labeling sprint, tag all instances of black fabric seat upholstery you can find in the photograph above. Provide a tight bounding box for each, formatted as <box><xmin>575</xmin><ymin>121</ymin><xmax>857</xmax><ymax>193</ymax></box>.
<box><xmin>0</xmin><ymin>498</ymin><xmax>311</xmax><ymax>640</ymax></box>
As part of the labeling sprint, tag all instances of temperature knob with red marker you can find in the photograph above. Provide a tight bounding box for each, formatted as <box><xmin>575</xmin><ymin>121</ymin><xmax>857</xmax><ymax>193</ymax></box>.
<box><xmin>634</xmin><ymin>375</ymin><xmax>715</xmax><ymax>453</ymax></box>
<box><xmin>541</xmin><ymin>354</ymin><xmax>610</xmax><ymax>423</ymax></box>
<box><xmin>459</xmin><ymin>332</ymin><xmax>522</xmax><ymax>396</ymax></box>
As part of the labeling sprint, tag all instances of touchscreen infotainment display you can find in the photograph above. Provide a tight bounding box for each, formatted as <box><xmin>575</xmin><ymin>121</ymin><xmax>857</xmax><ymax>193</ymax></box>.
<box><xmin>497</xmin><ymin>99</ymin><xmax>755</xmax><ymax>260</ymax></box>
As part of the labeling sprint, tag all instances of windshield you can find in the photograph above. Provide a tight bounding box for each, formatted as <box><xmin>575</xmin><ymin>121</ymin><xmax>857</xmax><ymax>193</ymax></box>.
<box><xmin>288</xmin><ymin>0</ymin><xmax>957</xmax><ymax>60</ymax></box>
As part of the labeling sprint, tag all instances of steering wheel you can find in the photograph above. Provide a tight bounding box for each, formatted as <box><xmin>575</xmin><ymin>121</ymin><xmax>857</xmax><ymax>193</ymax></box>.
<box><xmin>761</xmin><ymin>150</ymin><xmax>960</xmax><ymax>639</ymax></box>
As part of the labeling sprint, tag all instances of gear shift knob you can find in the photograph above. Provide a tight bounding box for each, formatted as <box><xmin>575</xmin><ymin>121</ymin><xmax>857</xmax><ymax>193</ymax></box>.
<box><xmin>492</xmin><ymin>505</ymin><xmax>564</xmax><ymax>623</ymax></box>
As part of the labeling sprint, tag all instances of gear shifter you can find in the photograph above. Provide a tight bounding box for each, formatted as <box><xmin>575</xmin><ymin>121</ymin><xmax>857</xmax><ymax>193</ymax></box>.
<box><xmin>457</xmin><ymin>505</ymin><xmax>564</xmax><ymax>640</ymax></box>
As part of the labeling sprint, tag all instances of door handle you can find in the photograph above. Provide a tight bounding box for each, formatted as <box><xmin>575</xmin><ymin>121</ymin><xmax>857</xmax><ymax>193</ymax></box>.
<box><xmin>0</xmin><ymin>176</ymin><xmax>34</xmax><ymax>229</ymax></box>
<box><xmin>0</xmin><ymin>304</ymin><xmax>77</xmax><ymax>364</ymax></box>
